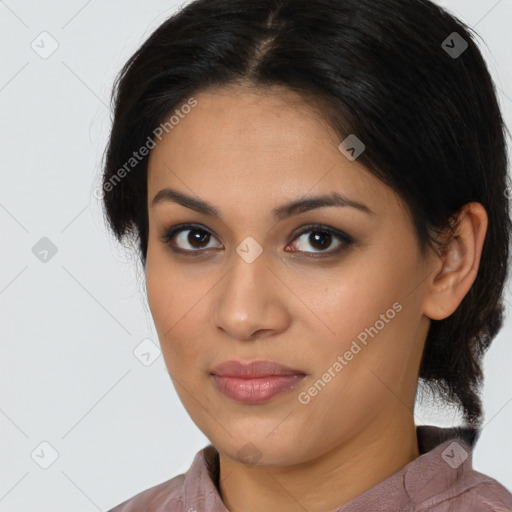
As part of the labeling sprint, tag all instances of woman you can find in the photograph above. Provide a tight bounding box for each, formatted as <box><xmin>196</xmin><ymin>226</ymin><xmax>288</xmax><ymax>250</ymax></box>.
<box><xmin>102</xmin><ymin>0</ymin><xmax>512</xmax><ymax>510</ymax></box>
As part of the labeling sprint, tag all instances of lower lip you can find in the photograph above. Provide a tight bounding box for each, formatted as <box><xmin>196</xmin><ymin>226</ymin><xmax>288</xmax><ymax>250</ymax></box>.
<box><xmin>211</xmin><ymin>374</ymin><xmax>306</xmax><ymax>404</ymax></box>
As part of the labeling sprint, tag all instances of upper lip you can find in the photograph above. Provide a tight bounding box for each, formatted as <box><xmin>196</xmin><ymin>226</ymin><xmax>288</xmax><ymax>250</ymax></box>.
<box><xmin>211</xmin><ymin>360</ymin><xmax>306</xmax><ymax>378</ymax></box>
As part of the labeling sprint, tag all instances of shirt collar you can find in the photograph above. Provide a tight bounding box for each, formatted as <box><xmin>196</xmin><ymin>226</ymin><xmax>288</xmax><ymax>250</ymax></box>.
<box><xmin>182</xmin><ymin>425</ymin><xmax>477</xmax><ymax>512</ymax></box>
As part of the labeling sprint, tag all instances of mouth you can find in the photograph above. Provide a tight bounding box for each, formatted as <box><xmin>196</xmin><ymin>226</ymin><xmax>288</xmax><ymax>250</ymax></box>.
<box><xmin>210</xmin><ymin>360</ymin><xmax>307</xmax><ymax>404</ymax></box>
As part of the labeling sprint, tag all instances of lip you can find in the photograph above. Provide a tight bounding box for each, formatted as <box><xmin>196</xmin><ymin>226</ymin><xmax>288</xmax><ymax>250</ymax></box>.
<box><xmin>210</xmin><ymin>360</ymin><xmax>307</xmax><ymax>404</ymax></box>
<box><xmin>211</xmin><ymin>360</ymin><xmax>306</xmax><ymax>378</ymax></box>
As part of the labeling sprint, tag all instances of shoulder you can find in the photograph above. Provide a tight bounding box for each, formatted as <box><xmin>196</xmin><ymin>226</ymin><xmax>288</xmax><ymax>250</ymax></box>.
<box><xmin>422</xmin><ymin>470</ymin><xmax>512</xmax><ymax>512</ymax></box>
<box><xmin>106</xmin><ymin>472</ymin><xmax>186</xmax><ymax>512</ymax></box>
<box><xmin>105</xmin><ymin>444</ymin><xmax>218</xmax><ymax>512</ymax></box>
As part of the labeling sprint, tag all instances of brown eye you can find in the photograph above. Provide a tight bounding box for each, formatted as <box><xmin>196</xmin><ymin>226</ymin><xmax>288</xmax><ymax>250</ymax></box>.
<box><xmin>160</xmin><ymin>224</ymin><xmax>222</xmax><ymax>252</ymax></box>
<box><xmin>185</xmin><ymin>229</ymin><xmax>211</xmax><ymax>248</ymax></box>
<box><xmin>287</xmin><ymin>225</ymin><xmax>353</xmax><ymax>256</ymax></box>
<box><xmin>160</xmin><ymin>223</ymin><xmax>352</xmax><ymax>258</ymax></box>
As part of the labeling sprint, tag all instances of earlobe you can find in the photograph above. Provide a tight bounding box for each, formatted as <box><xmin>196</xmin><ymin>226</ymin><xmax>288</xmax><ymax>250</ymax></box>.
<box><xmin>422</xmin><ymin>202</ymin><xmax>488</xmax><ymax>321</ymax></box>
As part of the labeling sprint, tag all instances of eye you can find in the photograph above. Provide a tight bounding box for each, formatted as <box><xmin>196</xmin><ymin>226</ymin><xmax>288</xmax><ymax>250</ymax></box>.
<box><xmin>160</xmin><ymin>223</ymin><xmax>353</xmax><ymax>257</ymax></box>
<box><xmin>286</xmin><ymin>224</ymin><xmax>352</xmax><ymax>257</ymax></box>
<box><xmin>160</xmin><ymin>223</ymin><xmax>222</xmax><ymax>254</ymax></box>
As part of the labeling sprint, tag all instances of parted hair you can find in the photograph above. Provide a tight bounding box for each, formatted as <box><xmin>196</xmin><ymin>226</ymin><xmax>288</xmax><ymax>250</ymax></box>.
<box><xmin>101</xmin><ymin>0</ymin><xmax>511</xmax><ymax>429</ymax></box>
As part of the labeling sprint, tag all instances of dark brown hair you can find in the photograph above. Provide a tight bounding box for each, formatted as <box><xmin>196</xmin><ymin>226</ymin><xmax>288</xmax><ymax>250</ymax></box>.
<box><xmin>100</xmin><ymin>0</ymin><xmax>511</xmax><ymax>430</ymax></box>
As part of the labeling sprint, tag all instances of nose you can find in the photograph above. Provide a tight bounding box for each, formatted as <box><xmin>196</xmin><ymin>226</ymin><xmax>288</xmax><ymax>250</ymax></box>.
<box><xmin>211</xmin><ymin>248</ymin><xmax>291</xmax><ymax>341</ymax></box>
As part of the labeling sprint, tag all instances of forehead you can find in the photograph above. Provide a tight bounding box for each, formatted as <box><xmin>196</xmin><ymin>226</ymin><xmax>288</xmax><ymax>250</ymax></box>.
<box><xmin>146</xmin><ymin>85</ymin><xmax>403</xmax><ymax>219</ymax></box>
<box><xmin>152</xmin><ymin>85</ymin><xmax>339</xmax><ymax>159</ymax></box>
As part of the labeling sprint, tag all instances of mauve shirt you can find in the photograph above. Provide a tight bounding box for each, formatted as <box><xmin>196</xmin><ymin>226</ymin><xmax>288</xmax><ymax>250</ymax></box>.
<box><xmin>108</xmin><ymin>425</ymin><xmax>512</xmax><ymax>511</ymax></box>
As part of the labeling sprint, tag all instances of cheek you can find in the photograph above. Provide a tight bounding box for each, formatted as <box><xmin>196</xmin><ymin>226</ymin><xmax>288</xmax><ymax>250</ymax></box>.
<box><xmin>145</xmin><ymin>244</ymin><xmax>196</xmax><ymax>332</ymax></box>
<box><xmin>296</xmin><ymin>260</ymin><xmax>398</xmax><ymax>349</ymax></box>
<box><xmin>302</xmin><ymin>250</ymin><xmax>421</xmax><ymax>386</ymax></box>
<box><xmin>145</xmin><ymin>249</ymin><xmax>213</xmax><ymax>377</ymax></box>
<box><xmin>296</xmin><ymin>303</ymin><xmax>414</xmax><ymax>449</ymax></box>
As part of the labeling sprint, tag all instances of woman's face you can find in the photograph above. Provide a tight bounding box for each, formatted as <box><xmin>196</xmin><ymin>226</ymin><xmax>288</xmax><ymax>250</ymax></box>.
<box><xmin>145</xmin><ymin>85</ymin><xmax>436</xmax><ymax>465</ymax></box>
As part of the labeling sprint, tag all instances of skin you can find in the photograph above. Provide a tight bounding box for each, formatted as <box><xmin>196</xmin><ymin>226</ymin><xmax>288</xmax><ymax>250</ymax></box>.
<box><xmin>144</xmin><ymin>84</ymin><xmax>487</xmax><ymax>512</ymax></box>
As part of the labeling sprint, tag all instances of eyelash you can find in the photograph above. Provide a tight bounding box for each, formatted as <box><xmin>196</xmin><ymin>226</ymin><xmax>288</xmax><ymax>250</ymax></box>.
<box><xmin>159</xmin><ymin>223</ymin><xmax>353</xmax><ymax>258</ymax></box>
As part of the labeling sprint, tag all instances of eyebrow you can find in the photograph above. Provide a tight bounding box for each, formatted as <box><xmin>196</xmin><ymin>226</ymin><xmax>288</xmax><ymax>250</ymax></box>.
<box><xmin>151</xmin><ymin>187</ymin><xmax>375</xmax><ymax>221</ymax></box>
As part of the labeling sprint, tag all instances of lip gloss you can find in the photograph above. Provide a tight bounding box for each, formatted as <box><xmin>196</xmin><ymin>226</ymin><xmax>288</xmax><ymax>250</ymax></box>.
<box><xmin>211</xmin><ymin>374</ymin><xmax>306</xmax><ymax>404</ymax></box>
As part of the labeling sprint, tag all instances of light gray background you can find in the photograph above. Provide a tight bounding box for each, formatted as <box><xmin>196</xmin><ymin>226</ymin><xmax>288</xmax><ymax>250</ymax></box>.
<box><xmin>1</xmin><ymin>1</ymin><xmax>511</xmax><ymax>510</ymax></box>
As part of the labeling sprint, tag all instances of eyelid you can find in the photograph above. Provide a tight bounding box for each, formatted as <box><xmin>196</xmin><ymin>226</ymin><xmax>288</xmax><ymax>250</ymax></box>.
<box><xmin>159</xmin><ymin>222</ymin><xmax>221</xmax><ymax>254</ymax></box>
<box><xmin>160</xmin><ymin>222</ymin><xmax>353</xmax><ymax>256</ymax></box>
<box><xmin>287</xmin><ymin>223</ymin><xmax>353</xmax><ymax>256</ymax></box>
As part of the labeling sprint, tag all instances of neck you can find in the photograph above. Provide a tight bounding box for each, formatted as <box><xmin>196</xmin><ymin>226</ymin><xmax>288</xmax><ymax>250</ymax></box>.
<box><xmin>218</xmin><ymin>416</ymin><xmax>419</xmax><ymax>512</ymax></box>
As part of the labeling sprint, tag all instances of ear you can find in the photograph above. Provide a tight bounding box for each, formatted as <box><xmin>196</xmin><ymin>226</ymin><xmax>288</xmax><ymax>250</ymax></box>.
<box><xmin>422</xmin><ymin>202</ymin><xmax>488</xmax><ymax>321</ymax></box>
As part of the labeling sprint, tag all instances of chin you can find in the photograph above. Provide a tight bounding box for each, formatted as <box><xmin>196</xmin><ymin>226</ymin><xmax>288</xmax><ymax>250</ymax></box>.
<box><xmin>213</xmin><ymin>432</ymin><xmax>307</xmax><ymax>467</ymax></box>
